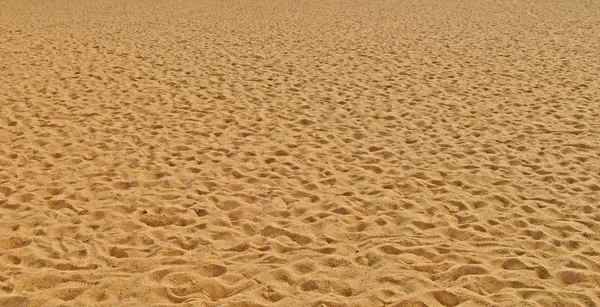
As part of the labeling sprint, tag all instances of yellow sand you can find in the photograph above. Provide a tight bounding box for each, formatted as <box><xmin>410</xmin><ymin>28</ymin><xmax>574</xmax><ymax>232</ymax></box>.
<box><xmin>1</xmin><ymin>0</ymin><xmax>599</xmax><ymax>306</ymax></box>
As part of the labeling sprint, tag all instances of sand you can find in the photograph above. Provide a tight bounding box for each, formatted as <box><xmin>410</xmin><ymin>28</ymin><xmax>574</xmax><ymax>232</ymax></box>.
<box><xmin>1</xmin><ymin>0</ymin><xmax>600</xmax><ymax>306</ymax></box>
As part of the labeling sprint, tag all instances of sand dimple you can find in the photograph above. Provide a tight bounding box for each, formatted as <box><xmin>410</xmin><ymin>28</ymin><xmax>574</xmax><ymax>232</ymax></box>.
<box><xmin>1</xmin><ymin>0</ymin><xmax>600</xmax><ymax>306</ymax></box>
<box><xmin>0</xmin><ymin>131</ymin><xmax>13</xmax><ymax>142</ymax></box>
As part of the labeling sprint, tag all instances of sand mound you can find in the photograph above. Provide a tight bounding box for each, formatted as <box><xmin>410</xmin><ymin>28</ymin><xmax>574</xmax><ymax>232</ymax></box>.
<box><xmin>1</xmin><ymin>0</ymin><xmax>599</xmax><ymax>306</ymax></box>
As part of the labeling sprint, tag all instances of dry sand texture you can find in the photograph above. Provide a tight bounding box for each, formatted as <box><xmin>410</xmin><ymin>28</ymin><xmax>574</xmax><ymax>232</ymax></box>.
<box><xmin>1</xmin><ymin>0</ymin><xmax>600</xmax><ymax>306</ymax></box>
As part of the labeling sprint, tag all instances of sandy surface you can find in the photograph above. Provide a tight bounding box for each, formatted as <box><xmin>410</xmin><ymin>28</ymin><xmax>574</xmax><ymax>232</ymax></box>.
<box><xmin>1</xmin><ymin>0</ymin><xmax>600</xmax><ymax>306</ymax></box>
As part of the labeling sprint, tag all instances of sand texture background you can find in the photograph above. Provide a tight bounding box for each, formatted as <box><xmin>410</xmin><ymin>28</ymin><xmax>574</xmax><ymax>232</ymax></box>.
<box><xmin>1</xmin><ymin>0</ymin><xmax>600</xmax><ymax>306</ymax></box>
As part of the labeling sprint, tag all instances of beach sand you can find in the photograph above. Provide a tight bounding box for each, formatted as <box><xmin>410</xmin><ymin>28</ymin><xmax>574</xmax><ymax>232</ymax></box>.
<box><xmin>1</xmin><ymin>0</ymin><xmax>600</xmax><ymax>306</ymax></box>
